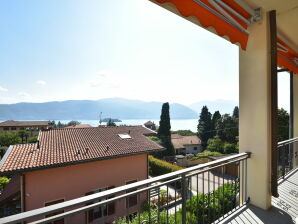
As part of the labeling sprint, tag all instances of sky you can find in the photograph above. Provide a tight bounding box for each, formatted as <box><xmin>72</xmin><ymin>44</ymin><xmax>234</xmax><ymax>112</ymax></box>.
<box><xmin>0</xmin><ymin>0</ymin><xmax>290</xmax><ymax>110</ymax></box>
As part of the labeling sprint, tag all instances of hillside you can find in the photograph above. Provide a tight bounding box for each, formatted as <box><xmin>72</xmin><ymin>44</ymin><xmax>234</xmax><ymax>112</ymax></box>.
<box><xmin>0</xmin><ymin>98</ymin><xmax>198</xmax><ymax>120</ymax></box>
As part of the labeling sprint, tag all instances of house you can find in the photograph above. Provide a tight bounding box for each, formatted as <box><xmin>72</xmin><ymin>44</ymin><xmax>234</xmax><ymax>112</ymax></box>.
<box><xmin>143</xmin><ymin>121</ymin><xmax>157</xmax><ymax>130</ymax></box>
<box><xmin>0</xmin><ymin>126</ymin><xmax>164</xmax><ymax>223</ymax></box>
<box><xmin>0</xmin><ymin>120</ymin><xmax>53</xmax><ymax>137</ymax></box>
<box><xmin>171</xmin><ymin>134</ymin><xmax>202</xmax><ymax>155</ymax></box>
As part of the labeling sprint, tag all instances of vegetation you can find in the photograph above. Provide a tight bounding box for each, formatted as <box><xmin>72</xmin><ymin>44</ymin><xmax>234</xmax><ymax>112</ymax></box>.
<box><xmin>197</xmin><ymin>106</ymin><xmax>212</xmax><ymax>147</ymax></box>
<box><xmin>114</xmin><ymin>183</ymin><xmax>238</xmax><ymax>224</ymax></box>
<box><xmin>52</xmin><ymin>120</ymin><xmax>81</xmax><ymax>128</ymax></box>
<box><xmin>149</xmin><ymin>155</ymin><xmax>183</xmax><ymax>176</ymax></box>
<box><xmin>157</xmin><ymin>103</ymin><xmax>175</xmax><ymax>157</ymax></box>
<box><xmin>148</xmin><ymin>136</ymin><xmax>161</xmax><ymax>144</ymax></box>
<box><xmin>171</xmin><ymin>130</ymin><xmax>196</xmax><ymax>136</ymax></box>
<box><xmin>107</xmin><ymin>118</ymin><xmax>117</xmax><ymax>127</ymax></box>
<box><xmin>188</xmin><ymin>151</ymin><xmax>222</xmax><ymax>161</ymax></box>
<box><xmin>28</xmin><ymin>136</ymin><xmax>38</xmax><ymax>143</ymax></box>
<box><xmin>0</xmin><ymin>132</ymin><xmax>21</xmax><ymax>147</ymax></box>
<box><xmin>277</xmin><ymin>108</ymin><xmax>289</xmax><ymax>141</ymax></box>
<box><xmin>206</xmin><ymin>137</ymin><xmax>238</xmax><ymax>154</ymax></box>
<box><xmin>0</xmin><ymin>146</ymin><xmax>8</xmax><ymax>159</ymax></box>
<box><xmin>18</xmin><ymin>130</ymin><xmax>30</xmax><ymax>143</ymax></box>
<box><xmin>0</xmin><ymin>176</ymin><xmax>10</xmax><ymax>191</ymax></box>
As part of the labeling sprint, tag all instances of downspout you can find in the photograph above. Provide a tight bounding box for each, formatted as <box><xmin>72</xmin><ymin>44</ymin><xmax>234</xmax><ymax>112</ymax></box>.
<box><xmin>20</xmin><ymin>174</ymin><xmax>25</xmax><ymax>213</ymax></box>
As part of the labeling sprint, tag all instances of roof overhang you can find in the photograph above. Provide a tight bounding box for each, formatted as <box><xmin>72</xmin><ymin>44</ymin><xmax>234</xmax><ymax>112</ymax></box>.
<box><xmin>150</xmin><ymin>0</ymin><xmax>298</xmax><ymax>74</ymax></box>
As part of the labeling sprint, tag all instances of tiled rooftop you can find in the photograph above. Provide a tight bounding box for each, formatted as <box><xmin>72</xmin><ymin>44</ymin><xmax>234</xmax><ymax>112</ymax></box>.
<box><xmin>0</xmin><ymin>126</ymin><xmax>163</xmax><ymax>174</ymax></box>
<box><xmin>171</xmin><ymin>134</ymin><xmax>201</xmax><ymax>149</ymax></box>
<box><xmin>0</xmin><ymin>120</ymin><xmax>51</xmax><ymax>127</ymax></box>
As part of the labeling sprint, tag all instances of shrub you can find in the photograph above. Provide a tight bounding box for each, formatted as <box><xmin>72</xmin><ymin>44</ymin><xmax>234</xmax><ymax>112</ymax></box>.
<box><xmin>223</xmin><ymin>143</ymin><xmax>237</xmax><ymax>154</ymax></box>
<box><xmin>206</xmin><ymin>137</ymin><xmax>224</xmax><ymax>153</ymax></box>
<box><xmin>28</xmin><ymin>136</ymin><xmax>38</xmax><ymax>143</ymax></box>
<box><xmin>0</xmin><ymin>146</ymin><xmax>8</xmax><ymax>159</ymax></box>
<box><xmin>188</xmin><ymin>152</ymin><xmax>222</xmax><ymax>161</ymax></box>
<box><xmin>0</xmin><ymin>176</ymin><xmax>10</xmax><ymax>191</ymax></box>
<box><xmin>171</xmin><ymin>130</ymin><xmax>196</xmax><ymax>136</ymax></box>
<box><xmin>0</xmin><ymin>132</ymin><xmax>21</xmax><ymax>147</ymax></box>
<box><xmin>149</xmin><ymin>156</ymin><xmax>183</xmax><ymax>176</ymax></box>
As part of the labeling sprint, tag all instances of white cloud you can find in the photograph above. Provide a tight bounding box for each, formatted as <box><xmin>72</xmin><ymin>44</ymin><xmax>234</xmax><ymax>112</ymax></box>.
<box><xmin>90</xmin><ymin>80</ymin><xmax>102</xmax><ymax>87</ymax></box>
<box><xmin>0</xmin><ymin>86</ymin><xmax>8</xmax><ymax>92</ymax></box>
<box><xmin>95</xmin><ymin>70</ymin><xmax>110</xmax><ymax>78</ymax></box>
<box><xmin>18</xmin><ymin>92</ymin><xmax>31</xmax><ymax>98</ymax></box>
<box><xmin>36</xmin><ymin>80</ymin><xmax>46</xmax><ymax>85</ymax></box>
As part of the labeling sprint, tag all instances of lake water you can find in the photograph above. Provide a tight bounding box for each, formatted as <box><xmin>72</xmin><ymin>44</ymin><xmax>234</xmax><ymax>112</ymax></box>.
<box><xmin>57</xmin><ymin>119</ymin><xmax>198</xmax><ymax>132</ymax></box>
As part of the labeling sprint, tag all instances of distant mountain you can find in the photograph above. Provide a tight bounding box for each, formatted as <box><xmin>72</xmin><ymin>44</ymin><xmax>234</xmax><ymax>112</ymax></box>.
<box><xmin>0</xmin><ymin>98</ymin><xmax>198</xmax><ymax>120</ymax></box>
<box><xmin>189</xmin><ymin>99</ymin><xmax>238</xmax><ymax>115</ymax></box>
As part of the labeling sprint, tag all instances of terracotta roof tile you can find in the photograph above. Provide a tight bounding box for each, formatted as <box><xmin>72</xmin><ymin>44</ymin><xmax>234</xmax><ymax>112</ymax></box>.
<box><xmin>0</xmin><ymin>126</ymin><xmax>163</xmax><ymax>174</ymax></box>
<box><xmin>171</xmin><ymin>134</ymin><xmax>201</xmax><ymax>149</ymax></box>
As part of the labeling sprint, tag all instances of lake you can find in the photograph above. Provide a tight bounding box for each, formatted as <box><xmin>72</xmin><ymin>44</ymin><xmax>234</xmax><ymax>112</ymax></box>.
<box><xmin>57</xmin><ymin>119</ymin><xmax>198</xmax><ymax>132</ymax></box>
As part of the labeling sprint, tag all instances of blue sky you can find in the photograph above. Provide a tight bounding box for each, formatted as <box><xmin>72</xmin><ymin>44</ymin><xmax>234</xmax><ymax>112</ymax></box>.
<box><xmin>0</xmin><ymin>0</ymin><xmax>290</xmax><ymax>109</ymax></box>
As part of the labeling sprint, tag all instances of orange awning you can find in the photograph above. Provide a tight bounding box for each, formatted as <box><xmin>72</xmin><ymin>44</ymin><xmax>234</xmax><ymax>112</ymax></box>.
<box><xmin>154</xmin><ymin>0</ymin><xmax>254</xmax><ymax>50</ymax></box>
<box><xmin>277</xmin><ymin>38</ymin><xmax>298</xmax><ymax>74</ymax></box>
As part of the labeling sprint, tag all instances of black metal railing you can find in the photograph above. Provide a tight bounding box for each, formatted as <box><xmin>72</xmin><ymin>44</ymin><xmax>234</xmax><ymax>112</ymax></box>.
<box><xmin>277</xmin><ymin>137</ymin><xmax>298</xmax><ymax>179</ymax></box>
<box><xmin>0</xmin><ymin>153</ymin><xmax>250</xmax><ymax>224</ymax></box>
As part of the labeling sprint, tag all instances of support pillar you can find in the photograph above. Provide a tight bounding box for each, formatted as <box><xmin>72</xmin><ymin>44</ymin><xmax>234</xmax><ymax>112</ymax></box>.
<box><xmin>239</xmin><ymin>10</ymin><xmax>275</xmax><ymax>209</ymax></box>
<box><xmin>293</xmin><ymin>73</ymin><xmax>298</xmax><ymax>167</ymax></box>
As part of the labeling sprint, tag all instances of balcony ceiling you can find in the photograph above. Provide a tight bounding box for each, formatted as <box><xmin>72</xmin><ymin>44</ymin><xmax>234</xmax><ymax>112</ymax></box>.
<box><xmin>246</xmin><ymin>0</ymin><xmax>298</xmax><ymax>51</ymax></box>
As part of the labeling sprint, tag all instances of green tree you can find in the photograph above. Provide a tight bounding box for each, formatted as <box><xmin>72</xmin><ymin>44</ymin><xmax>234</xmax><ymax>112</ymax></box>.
<box><xmin>157</xmin><ymin>103</ymin><xmax>175</xmax><ymax>157</ymax></box>
<box><xmin>0</xmin><ymin>146</ymin><xmax>8</xmax><ymax>159</ymax></box>
<box><xmin>277</xmin><ymin>108</ymin><xmax>289</xmax><ymax>141</ymax></box>
<box><xmin>107</xmin><ymin>119</ymin><xmax>116</xmax><ymax>127</ymax></box>
<box><xmin>211</xmin><ymin>111</ymin><xmax>221</xmax><ymax>138</ymax></box>
<box><xmin>67</xmin><ymin>120</ymin><xmax>81</xmax><ymax>126</ymax></box>
<box><xmin>171</xmin><ymin>130</ymin><xmax>196</xmax><ymax>136</ymax></box>
<box><xmin>197</xmin><ymin>106</ymin><xmax>212</xmax><ymax>147</ymax></box>
<box><xmin>232</xmin><ymin>106</ymin><xmax>239</xmax><ymax>119</ymax></box>
<box><xmin>158</xmin><ymin>102</ymin><xmax>171</xmax><ymax>138</ymax></box>
<box><xmin>206</xmin><ymin>137</ymin><xmax>224</xmax><ymax>153</ymax></box>
<box><xmin>0</xmin><ymin>132</ymin><xmax>22</xmax><ymax>147</ymax></box>
<box><xmin>216</xmin><ymin>114</ymin><xmax>238</xmax><ymax>143</ymax></box>
<box><xmin>18</xmin><ymin>130</ymin><xmax>29</xmax><ymax>143</ymax></box>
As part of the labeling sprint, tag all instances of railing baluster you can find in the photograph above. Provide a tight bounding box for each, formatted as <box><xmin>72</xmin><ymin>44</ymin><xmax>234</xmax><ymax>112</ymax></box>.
<box><xmin>181</xmin><ymin>174</ymin><xmax>187</xmax><ymax>224</ymax></box>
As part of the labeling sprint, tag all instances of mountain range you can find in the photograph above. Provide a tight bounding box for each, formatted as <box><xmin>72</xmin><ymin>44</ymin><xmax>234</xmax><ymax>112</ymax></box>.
<box><xmin>189</xmin><ymin>99</ymin><xmax>238</xmax><ymax>114</ymax></box>
<box><xmin>0</xmin><ymin>98</ymin><xmax>198</xmax><ymax>120</ymax></box>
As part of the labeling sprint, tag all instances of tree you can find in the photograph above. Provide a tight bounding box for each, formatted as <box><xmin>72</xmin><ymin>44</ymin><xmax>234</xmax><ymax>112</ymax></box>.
<box><xmin>277</xmin><ymin>108</ymin><xmax>289</xmax><ymax>141</ymax></box>
<box><xmin>216</xmin><ymin>114</ymin><xmax>238</xmax><ymax>143</ymax></box>
<box><xmin>223</xmin><ymin>142</ymin><xmax>237</xmax><ymax>154</ymax></box>
<box><xmin>206</xmin><ymin>137</ymin><xmax>224</xmax><ymax>153</ymax></box>
<box><xmin>158</xmin><ymin>103</ymin><xmax>171</xmax><ymax>138</ymax></box>
<box><xmin>67</xmin><ymin>120</ymin><xmax>81</xmax><ymax>126</ymax></box>
<box><xmin>197</xmin><ymin>106</ymin><xmax>212</xmax><ymax>148</ymax></box>
<box><xmin>211</xmin><ymin>111</ymin><xmax>221</xmax><ymax>138</ymax></box>
<box><xmin>171</xmin><ymin>130</ymin><xmax>196</xmax><ymax>136</ymax></box>
<box><xmin>28</xmin><ymin>136</ymin><xmax>38</xmax><ymax>143</ymax></box>
<box><xmin>107</xmin><ymin>119</ymin><xmax>116</xmax><ymax>127</ymax></box>
<box><xmin>232</xmin><ymin>106</ymin><xmax>239</xmax><ymax>119</ymax></box>
<box><xmin>0</xmin><ymin>132</ymin><xmax>22</xmax><ymax>147</ymax></box>
<box><xmin>0</xmin><ymin>177</ymin><xmax>10</xmax><ymax>191</ymax></box>
<box><xmin>18</xmin><ymin>130</ymin><xmax>29</xmax><ymax>143</ymax></box>
<box><xmin>157</xmin><ymin>103</ymin><xmax>175</xmax><ymax>157</ymax></box>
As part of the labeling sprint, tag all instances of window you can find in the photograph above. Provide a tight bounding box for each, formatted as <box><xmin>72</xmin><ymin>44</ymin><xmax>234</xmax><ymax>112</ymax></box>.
<box><xmin>126</xmin><ymin>180</ymin><xmax>138</xmax><ymax>208</ymax></box>
<box><xmin>3</xmin><ymin>127</ymin><xmax>9</xmax><ymax>131</ymax></box>
<box><xmin>11</xmin><ymin>127</ymin><xmax>16</xmax><ymax>131</ymax></box>
<box><xmin>86</xmin><ymin>186</ymin><xmax>115</xmax><ymax>223</ymax></box>
<box><xmin>45</xmin><ymin>199</ymin><xmax>64</xmax><ymax>224</ymax></box>
<box><xmin>194</xmin><ymin>147</ymin><xmax>198</xmax><ymax>150</ymax></box>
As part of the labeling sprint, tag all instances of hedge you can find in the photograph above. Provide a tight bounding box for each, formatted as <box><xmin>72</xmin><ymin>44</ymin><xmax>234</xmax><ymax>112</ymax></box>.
<box><xmin>188</xmin><ymin>152</ymin><xmax>222</xmax><ymax>161</ymax></box>
<box><xmin>149</xmin><ymin>155</ymin><xmax>183</xmax><ymax>176</ymax></box>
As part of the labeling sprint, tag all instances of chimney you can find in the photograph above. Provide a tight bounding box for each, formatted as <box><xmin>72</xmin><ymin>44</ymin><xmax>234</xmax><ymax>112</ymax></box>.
<box><xmin>37</xmin><ymin>140</ymin><xmax>40</xmax><ymax>149</ymax></box>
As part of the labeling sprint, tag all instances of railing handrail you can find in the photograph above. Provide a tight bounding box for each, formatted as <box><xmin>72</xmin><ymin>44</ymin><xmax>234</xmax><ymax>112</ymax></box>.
<box><xmin>277</xmin><ymin>137</ymin><xmax>298</xmax><ymax>148</ymax></box>
<box><xmin>0</xmin><ymin>152</ymin><xmax>250</xmax><ymax>224</ymax></box>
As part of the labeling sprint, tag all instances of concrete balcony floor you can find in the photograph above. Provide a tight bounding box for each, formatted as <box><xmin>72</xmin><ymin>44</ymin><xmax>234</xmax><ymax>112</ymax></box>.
<box><xmin>219</xmin><ymin>168</ymin><xmax>298</xmax><ymax>224</ymax></box>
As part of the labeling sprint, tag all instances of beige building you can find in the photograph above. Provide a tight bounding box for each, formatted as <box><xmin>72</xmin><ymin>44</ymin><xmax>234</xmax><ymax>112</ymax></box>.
<box><xmin>0</xmin><ymin>120</ymin><xmax>53</xmax><ymax>137</ymax></box>
<box><xmin>171</xmin><ymin>134</ymin><xmax>202</xmax><ymax>155</ymax></box>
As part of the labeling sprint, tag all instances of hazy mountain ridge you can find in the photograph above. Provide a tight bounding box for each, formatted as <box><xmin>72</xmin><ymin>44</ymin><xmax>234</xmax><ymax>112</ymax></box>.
<box><xmin>0</xmin><ymin>98</ymin><xmax>198</xmax><ymax>120</ymax></box>
<box><xmin>190</xmin><ymin>99</ymin><xmax>238</xmax><ymax>114</ymax></box>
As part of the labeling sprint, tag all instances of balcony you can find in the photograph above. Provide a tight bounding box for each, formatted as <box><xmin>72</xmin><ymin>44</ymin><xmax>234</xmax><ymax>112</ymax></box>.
<box><xmin>0</xmin><ymin>138</ymin><xmax>297</xmax><ymax>224</ymax></box>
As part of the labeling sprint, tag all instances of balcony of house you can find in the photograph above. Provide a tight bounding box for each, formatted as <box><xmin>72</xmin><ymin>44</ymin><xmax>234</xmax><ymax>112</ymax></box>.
<box><xmin>0</xmin><ymin>137</ymin><xmax>297</xmax><ymax>224</ymax></box>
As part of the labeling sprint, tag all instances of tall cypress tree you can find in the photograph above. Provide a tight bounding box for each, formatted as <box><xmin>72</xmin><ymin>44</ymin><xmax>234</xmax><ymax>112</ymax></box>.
<box><xmin>158</xmin><ymin>102</ymin><xmax>171</xmax><ymax>138</ymax></box>
<box><xmin>157</xmin><ymin>102</ymin><xmax>175</xmax><ymax>156</ymax></box>
<box><xmin>211</xmin><ymin>111</ymin><xmax>221</xmax><ymax>138</ymax></box>
<box><xmin>197</xmin><ymin>106</ymin><xmax>212</xmax><ymax>148</ymax></box>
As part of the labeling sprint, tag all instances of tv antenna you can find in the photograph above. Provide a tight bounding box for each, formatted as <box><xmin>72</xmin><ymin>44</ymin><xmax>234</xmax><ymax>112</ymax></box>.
<box><xmin>99</xmin><ymin>112</ymin><xmax>102</xmax><ymax>126</ymax></box>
